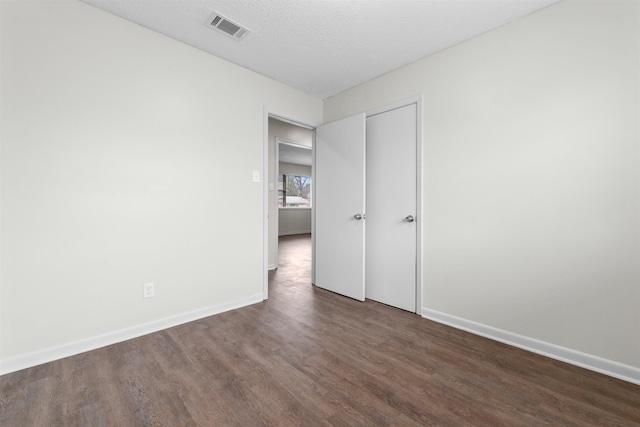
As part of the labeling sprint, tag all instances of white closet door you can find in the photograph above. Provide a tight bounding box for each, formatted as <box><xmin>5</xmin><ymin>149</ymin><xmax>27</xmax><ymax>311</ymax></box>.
<box><xmin>365</xmin><ymin>104</ymin><xmax>417</xmax><ymax>312</ymax></box>
<box><xmin>314</xmin><ymin>113</ymin><xmax>366</xmax><ymax>301</ymax></box>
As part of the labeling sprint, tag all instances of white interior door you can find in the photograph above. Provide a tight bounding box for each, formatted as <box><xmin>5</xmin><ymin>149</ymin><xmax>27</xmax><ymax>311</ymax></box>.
<box><xmin>314</xmin><ymin>113</ymin><xmax>366</xmax><ymax>300</ymax></box>
<box><xmin>365</xmin><ymin>104</ymin><xmax>417</xmax><ymax>312</ymax></box>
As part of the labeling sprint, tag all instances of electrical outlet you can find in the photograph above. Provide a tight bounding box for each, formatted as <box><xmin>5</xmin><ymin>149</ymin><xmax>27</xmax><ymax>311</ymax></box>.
<box><xmin>252</xmin><ymin>170</ymin><xmax>260</xmax><ymax>183</ymax></box>
<box><xmin>143</xmin><ymin>282</ymin><xmax>154</xmax><ymax>299</ymax></box>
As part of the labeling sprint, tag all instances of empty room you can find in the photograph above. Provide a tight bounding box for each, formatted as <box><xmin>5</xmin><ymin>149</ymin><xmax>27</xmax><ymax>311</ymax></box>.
<box><xmin>1</xmin><ymin>0</ymin><xmax>639</xmax><ymax>425</ymax></box>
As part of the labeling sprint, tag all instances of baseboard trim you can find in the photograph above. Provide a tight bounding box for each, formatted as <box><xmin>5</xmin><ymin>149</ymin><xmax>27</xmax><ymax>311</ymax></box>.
<box><xmin>0</xmin><ymin>293</ymin><xmax>264</xmax><ymax>376</ymax></box>
<box><xmin>267</xmin><ymin>264</ymin><xmax>277</xmax><ymax>270</ymax></box>
<box><xmin>278</xmin><ymin>230</ymin><xmax>311</xmax><ymax>236</ymax></box>
<box><xmin>422</xmin><ymin>308</ymin><xmax>640</xmax><ymax>385</ymax></box>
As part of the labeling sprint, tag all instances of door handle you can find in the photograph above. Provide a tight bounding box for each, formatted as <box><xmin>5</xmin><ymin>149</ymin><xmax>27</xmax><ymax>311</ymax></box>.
<box><xmin>404</xmin><ymin>215</ymin><xmax>415</xmax><ymax>223</ymax></box>
<box><xmin>354</xmin><ymin>213</ymin><xmax>366</xmax><ymax>220</ymax></box>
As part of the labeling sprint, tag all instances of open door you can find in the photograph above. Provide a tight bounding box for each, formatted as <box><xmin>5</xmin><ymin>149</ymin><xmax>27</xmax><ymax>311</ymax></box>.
<box><xmin>314</xmin><ymin>113</ymin><xmax>366</xmax><ymax>301</ymax></box>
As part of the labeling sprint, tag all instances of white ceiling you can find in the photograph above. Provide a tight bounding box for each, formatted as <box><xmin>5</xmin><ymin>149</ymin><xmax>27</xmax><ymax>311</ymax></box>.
<box><xmin>81</xmin><ymin>0</ymin><xmax>560</xmax><ymax>99</ymax></box>
<box><xmin>279</xmin><ymin>142</ymin><xmax>312</xmax><ymax>167</ymax></box>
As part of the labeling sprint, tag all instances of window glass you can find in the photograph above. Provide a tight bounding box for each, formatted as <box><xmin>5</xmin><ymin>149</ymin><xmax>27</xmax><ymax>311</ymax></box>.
<box><xmin>278</xmin><ymin>174</ymin><xmax>311</xmax><ymax>208</ymax></box>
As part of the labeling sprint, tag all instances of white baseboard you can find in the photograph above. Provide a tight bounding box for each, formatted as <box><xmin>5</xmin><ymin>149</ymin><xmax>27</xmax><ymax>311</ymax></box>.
<box><xmin>422</xmin><ymin>308</ymin><xmax>640</xmax><ymax>385</ymax></box>
<box><xmin>268</xmin><ymin>264</ymin><xmax>277</xmax><ymax>270</ymax></box>
<box><xmin>278</xmin><ymin>230</ymin><xmax>311</xmax><ymax>236</ymax></box>
<box><xmin>0</xmin><ymin>293</ymin><xmax>264</xmax><ymax>376</ymax></box>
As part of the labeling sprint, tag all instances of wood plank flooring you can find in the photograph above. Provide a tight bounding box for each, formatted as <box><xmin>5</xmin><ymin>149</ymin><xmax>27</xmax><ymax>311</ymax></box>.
<box><xmin>1</xmin><ymin>233</ymin><xmax>639</xmax><ymax>426</ymax></box>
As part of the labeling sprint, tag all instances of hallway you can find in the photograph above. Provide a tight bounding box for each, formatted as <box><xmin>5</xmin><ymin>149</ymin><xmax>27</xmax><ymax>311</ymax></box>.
<box><xmin>268</xmin><ymin>234</ymin><xmax>313</xmax><ymax>304</ymax></box>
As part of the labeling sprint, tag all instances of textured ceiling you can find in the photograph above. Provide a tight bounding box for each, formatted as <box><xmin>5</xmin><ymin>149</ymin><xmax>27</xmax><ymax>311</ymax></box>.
<box><xmin>80</xmin><ymin>0</ymin><xmax>561</xmax><ymax>99</ymax></box>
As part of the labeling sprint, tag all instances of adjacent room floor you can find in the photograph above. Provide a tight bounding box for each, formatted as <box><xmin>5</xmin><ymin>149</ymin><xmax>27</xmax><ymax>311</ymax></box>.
<box><xmin>1</xmin><ymin>233</ymin><xmax>639</xmax><ymax>425</ymax></box>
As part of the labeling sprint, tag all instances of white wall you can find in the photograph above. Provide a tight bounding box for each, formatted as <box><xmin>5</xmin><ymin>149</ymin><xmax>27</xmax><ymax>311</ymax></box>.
<box><xmin>2</xmin><ymin>0</ymin><xmax>638</xmax><ymax>381</ymax></box>
<box><xmin>278</xmin><ymin>162</ymin><xmax>312</xmax><ymax>236</ymax></box>
<box><xmin>278</xmin><ymin>210</ymin><xmax>311</xmax><ymax>236</ymax></box>
<box><xmin>325</xmin><ymin>0</ymin><xmax>640</xmax><ymax>369</ymax></box>
<box><xmin>267</xmin><ymin>119</ymin><xmax>313</xmax><ymax>267</ymax></box>
<box><xmin>0</xmin><ymin>0</ymin><xmax>322</xmax><ymax>371</ymax></box>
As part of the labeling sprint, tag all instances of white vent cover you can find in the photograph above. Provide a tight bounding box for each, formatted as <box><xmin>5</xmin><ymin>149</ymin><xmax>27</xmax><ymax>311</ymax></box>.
<box><xmin>206</xmin><ymin>12</ymin><xmax>250</xmax><ymax>40</ymax></box>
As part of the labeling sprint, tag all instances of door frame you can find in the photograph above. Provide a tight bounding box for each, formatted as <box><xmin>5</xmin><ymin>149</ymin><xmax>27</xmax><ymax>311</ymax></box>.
<box><xmin>263</xmin><ymin>108</ymin><xmax>318</xmax><ymax>300</ymax></box>
<box><xmin>365</xmin><ymin>95</ymin><xmax>424</xmax><ymax>314</ymax></box>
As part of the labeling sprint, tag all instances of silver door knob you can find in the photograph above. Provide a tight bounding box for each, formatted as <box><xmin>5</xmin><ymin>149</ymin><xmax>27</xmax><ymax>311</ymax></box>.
<box><xmin>404</xmin><ymin>215</ymin><xmax>415</xmax><ymax>223</ymax></box>
<box><xmin>354</xmin><ymin>213</ymin><xmax>365</xmax><ymax>220</ymax></box>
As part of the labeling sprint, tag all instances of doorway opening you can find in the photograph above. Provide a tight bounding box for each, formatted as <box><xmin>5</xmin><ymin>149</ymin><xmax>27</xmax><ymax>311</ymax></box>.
<box><xmin>265</xmin><ymin>115</ymin><xmax>315</xmax><ymax>299</ymax></box>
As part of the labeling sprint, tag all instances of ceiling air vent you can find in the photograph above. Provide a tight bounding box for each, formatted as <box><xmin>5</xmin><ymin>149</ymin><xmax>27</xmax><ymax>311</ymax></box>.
<box><xmin>206</xmin><ymin>12</ymin><xmax>250</xmax><ymax>41</ymax></box>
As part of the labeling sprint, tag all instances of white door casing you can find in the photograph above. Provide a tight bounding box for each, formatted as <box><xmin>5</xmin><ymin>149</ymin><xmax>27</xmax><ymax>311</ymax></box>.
<box><xmin>314</xmin><ymin>113</ymin><xmax>366</xmax><ymax>301</ymax></box>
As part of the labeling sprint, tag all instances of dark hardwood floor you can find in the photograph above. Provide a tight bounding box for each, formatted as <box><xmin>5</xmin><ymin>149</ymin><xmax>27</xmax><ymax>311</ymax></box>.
<box><xmin>1</xmin><ymin>233</ymin><xmax>639</xmax><ymax>426</ymax></box>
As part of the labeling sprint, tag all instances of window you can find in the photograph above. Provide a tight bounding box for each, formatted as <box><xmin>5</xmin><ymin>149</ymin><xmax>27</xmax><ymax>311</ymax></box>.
<box><xmin>278</xmin><ymin>174</ymin><xmax>311</xmax><ymax>208</ymax></box>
